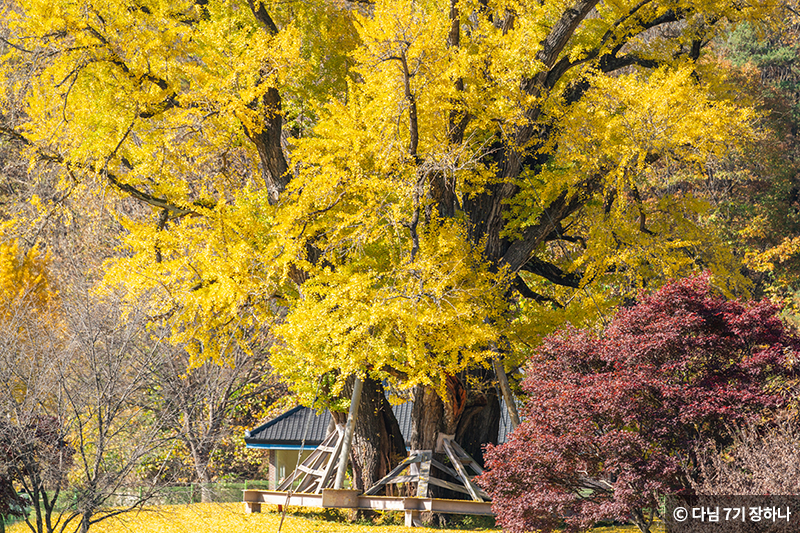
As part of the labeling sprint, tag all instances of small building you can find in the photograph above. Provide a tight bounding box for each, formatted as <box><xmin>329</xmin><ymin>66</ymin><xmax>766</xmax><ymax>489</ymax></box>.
<box><xmin>245</xmin><ymin>401</ymin><xmax>512</xmax><ymax>489</ymax></box>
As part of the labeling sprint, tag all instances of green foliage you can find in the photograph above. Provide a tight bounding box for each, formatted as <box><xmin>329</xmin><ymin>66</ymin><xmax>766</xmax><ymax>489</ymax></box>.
<box><xmin>725</xmin><ymin>21</ymin><xmax>800</xmax><ymax>120</ymax></box>
<box><xmin>702</xmin><ymin>7</ymin><xmax>800</xmax><ymax>311</ymax></box>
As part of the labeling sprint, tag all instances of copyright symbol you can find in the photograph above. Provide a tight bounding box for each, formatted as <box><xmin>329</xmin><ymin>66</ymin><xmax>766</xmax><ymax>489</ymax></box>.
<box><xmin>673</xmin><ymin>507</ymin><xmax>688</xmax><ymax>522</ymax></box>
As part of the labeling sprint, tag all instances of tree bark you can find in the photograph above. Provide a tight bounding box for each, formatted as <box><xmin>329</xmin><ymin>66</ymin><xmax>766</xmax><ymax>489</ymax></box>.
<box><xmin>331</xmin><ymin>376</ymin><xmax>405</xmax><ymax>492</ymax></box>
<box><xmin>454</xmin><ymin>380</ymin><xmax>501</xmax><ymax>467</ymax></box>
<box><xmin>243</xmin><ymin>87</ymin><xmax>290</xmax><ymax>204</ymax></box>
<box><xmin>409</xmin><ymin>374</ymin><xmax>469</xmax><ymax>451</ymax></box>
<box><xmin>196</xmin><ymin>467</ymin><xmax>213</xmax><ymax>503</ymax></box>
<box><xmin>409</xmin><ymin>385</ymin><xmax>445</xmax><ymax>451</ymax></box>
<box><xmin>80</xmin><ymin>511</ymin><xmax>91</xmax><ymax>533</ymax></box>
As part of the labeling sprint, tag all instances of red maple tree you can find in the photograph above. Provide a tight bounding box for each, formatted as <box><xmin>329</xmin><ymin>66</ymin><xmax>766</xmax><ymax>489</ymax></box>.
<box><xmin>480</xmin><ymin>276</ymin><xmax>799</xmax><ymax>533</ymax></box>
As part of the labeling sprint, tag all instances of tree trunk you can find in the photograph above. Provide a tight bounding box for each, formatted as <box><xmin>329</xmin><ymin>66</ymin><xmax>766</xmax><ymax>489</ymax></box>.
<box><xmin>455</xmin><ymin>381</ymin><xmax>501</xmax><ymax>468</ymax></box>
<box><xmin>408</xmin><ymin>370</ymin><xmax>503</xmax><ymax>468</ymax></box>
<box><xmin>196</xmin><ymin>466</ymin><xmax>213</xmax><ymax>503</ymax></box>
<box><xmin>351</xmin><ymin>377</ymin><xmax>406</xmax><ymax>491</ymax></box>
<box><xmin>187</xmin><ymin>442</ymin><xmax>213</xmax><ymax>503</ymax></box>
<box><xmin>631</xmin><ymin>508</ymin><xmax>652</xmax><ymax>533</ymax></box>
<box><xmin>80</xmin><ymin>511</ymin><xmax>91</xmax><ymax>533</ymax></box>
<box><xmin>31</xmin><ymin>484</ymin><xmax>42</xmax><ymax>533</ymax></box>
<box><xmin>330</xmin><ymin>371</ymin><xmax>504</xmax><ymax>495</ymax></box>
<box><xmin>331</xmin><ymin>376</ymin><xmax>405</xmax><ymax>492</ymax></box>
<box><xmin>408</xmin><ymin>375</ymin><xmax>498</xmax><ymax>522</ymax></box>
<box><xmin>243</xmin><ymin>87</ymin><xmax>289</xmax><ymax>204</ymax></box>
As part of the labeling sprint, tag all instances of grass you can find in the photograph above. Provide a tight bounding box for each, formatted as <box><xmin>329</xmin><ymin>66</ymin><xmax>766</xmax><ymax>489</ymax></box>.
<box><xmin>6</xmin><ymin>503</ymin><xmax>661</xmax><ymax>533</ymax></box>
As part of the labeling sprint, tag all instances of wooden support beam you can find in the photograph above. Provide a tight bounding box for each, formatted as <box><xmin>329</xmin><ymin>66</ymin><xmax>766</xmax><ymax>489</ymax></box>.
<box><xmin>364</xmin><ymin>453</ymin><xmax>421</xmax><ymax>495</ymax></box>
<box><xmin>298</xmin><ymin>464</ymin><xmax>325</xmax><ymax>476</ymax></box>
<box><xmin>334</xmin><ymin>376</ymin><xmax>363</xmax><ymax>490</ymax></box>
<box><xmin>431</xmin><ymin>458</ymin><xmax>460</xmax><ymax>480</ymax></box>
<box><xmin>442</xmin><ymin>439</ymin><xmax>482</xmax><ymax>501</ymax></box>
<box><xmin>405</xmin><ymin>509</ymin><xmax>422</xmax><ymax>527</ymax></box>
<box><xmin>493</xmin><ymin>357</ymin><xmax>521</xmax><ymax>429</ymax></box>
<box><xmin>382</xmin><ymin>474</ymin><xmax>417</xmax><ymax>484</ymax></box>
<box><xmin>450</xmin><ymin>440</ymin><xmax>485</xmax><ymax>475</ymax></box>
<box><xmin>416</xmin><ymin>451</ymin><xmax>432</xmax><ymax>498</ymax></box>
<box><xmin>276</xmin><ymin>430</ymin><xmax>343</xmax><ymax>493</ymax></box>
<box><xmin>316</xmin><ymin>426</ymin><xmax>344</xmax><ymax>494</ymax></box>
<box><xmin>427</xmin><ymin>476</ymin><xmax>471</xmax><ymax>495</ymax></box>
<box><xmin>243</xmin><ymin>489</ymin><xmax>495</xmax><ymax>521</ymax></box>
<box><xmin>244</xmin><ymin>501</ymin><xmax>261</xmax><ymax>513</ymax></box>
<box><xmin>360</xmin><ymin>437</ymin><xmax>491</xmax><ymax>509</ymax></box>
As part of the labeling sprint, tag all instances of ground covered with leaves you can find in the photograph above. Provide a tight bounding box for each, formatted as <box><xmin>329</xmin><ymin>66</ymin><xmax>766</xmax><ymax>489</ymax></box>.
<box><xmin>6</xmin><ymin>503</ymin><xmax>657</xmax><ymax>533</ymax></box>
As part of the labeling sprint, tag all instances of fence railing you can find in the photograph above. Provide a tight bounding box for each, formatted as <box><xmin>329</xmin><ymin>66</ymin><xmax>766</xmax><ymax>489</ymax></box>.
<box><xmin>27</xmin><ymin>480</ymin><xmax>275</xmax><ymax>514</ymax></box>
<box><xmin>126</xmin><ymin>480</ymin><xmax>273</xmax><ymax>505</ymax></box>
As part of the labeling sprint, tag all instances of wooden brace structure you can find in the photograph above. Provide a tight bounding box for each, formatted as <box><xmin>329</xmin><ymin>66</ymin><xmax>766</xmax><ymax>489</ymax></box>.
<box><xmin>364</xmin><ymin>439</ymin><xmax>489</xmax><ymax>502</ymax></box>
<box><xmin>265</xmin><ymin>431</ymin><xmax>490</xmax><ymax>527</ymax></box>
<box><xmin>275</xmin><ymin>426</ymin><xmax>344</xmax><ymax>493</ymax></box>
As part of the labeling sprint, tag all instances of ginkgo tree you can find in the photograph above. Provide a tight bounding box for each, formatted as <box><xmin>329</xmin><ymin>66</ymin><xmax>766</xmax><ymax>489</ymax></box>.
<box><xmin>0</xmin><ymin>0</ymin><xmax>777</xmax><ymax>486</ymax></box>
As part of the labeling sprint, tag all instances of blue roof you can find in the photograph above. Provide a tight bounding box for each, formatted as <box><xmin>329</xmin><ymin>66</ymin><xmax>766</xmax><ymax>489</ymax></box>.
<box><xmin>245</xmin><ymin>400</ymin><xmax>511</xmax><ymax>449</ymax></box>
<box><xmin>245</xmin><ymin>406</ymin><xmax>332</xmax><ymax>448</ymax></box>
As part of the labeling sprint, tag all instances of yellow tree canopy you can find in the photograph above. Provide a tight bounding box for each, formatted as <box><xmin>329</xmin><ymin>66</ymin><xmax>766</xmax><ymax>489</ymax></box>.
<box><xmin>0</xmin><ymin>0</ymin><xmax>775</xmax><ymax>401</ymax></box>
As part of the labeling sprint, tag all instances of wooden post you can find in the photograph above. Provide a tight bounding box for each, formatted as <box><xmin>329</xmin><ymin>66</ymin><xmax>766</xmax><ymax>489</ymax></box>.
<box><xmin>405</xmin><ymin>509</ymin><xmax>421</xmax><ymax>527</ymax></box>
<box><xmin>493</xmin><ymin>358</ymin><xmax>520</xmax><ymax>429</ymax></box>
<box><xmin>334</xmin><ymin>376</ymin><xmax>363</xmax><ymax>489</ymax></box>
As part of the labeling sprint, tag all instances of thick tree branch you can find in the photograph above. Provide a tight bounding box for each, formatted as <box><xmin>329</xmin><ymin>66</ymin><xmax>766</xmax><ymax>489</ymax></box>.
<box><xmin>79</xmin><ymin>25</ymin><xmax>179</xmax><ymax>119</ymax></box>
<box><xmin>513</xmin><ymin>275</ymin><xmax>564</xmax><ymax>308</ymax></box>
<box><xmin>0</xmin><ymin>123</ymin><xmax>200</xmax><ymax>215</ymax></box>
<box><xmin>399</xmin><ymin>50</ymin><xmax>420</xmax><ymax>163</ymax></box>
<box><xmin>500</xmin><ymin>172</ymin><xmax>604</xmax><ymax>274</ymax></box>
<box><xmin>522</xmin><ymin>0</ymin><xmax>601</xmax><ymax>93</ymax></box>
<box><xmin>630</xmin><ymin>184</ymin><xmax>654</xmax><ymax>235</ymax></box>
<box><xmin>544</xmin><ymin>227</ymin><xmax>586</xmax><ymax>248</ymax></box>
<box><xmin>84</xmin><ymin>25</ymin><xmax>171</xmax><ymax>91</ymax></box>
<box><xmin>545</xmin><ymin>9</ymin><xmax>682</xmax><ymax>91</ymax></box>
<box><xmin>446</xmin><ymin>0</ymin><xmax>469</xmax><ymax>146</ymax></box>
<box><xmin>428</xmin><ymin>0</ymin><xmax>465</xmax><ymax>220</ymax></box>
<box><xmin>604</xmin><ymin>187</ymin><xmax>617</xmax><ymax>214</ymax></box>
<box><xmin>536</xmin><ymin>0</ymin><xmax>601</xmax><ymax>69</ymax></box>
<box><xmin>246</xmin><ymin>0</ymin><xmax>279</xmax><ymax>35</ymax></box>
<box><xmin>242</xmin><ymin>87</ymin><xmax>290</xmax><ymax>204</ymax></box>
<box><xmin>520</xmin><ymin>257</ymin><xmax>581</xmax><ymax>289</ymax></box>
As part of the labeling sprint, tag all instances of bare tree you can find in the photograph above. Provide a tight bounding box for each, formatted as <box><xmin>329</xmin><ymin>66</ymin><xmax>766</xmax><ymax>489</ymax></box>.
<box><xmin>0</xmin><ymin>245</ymin><xmax>70</xmax><ymax>533</ymax></box>
<box><xmin>0</xmin><ymin>260</ymin><xmax>176</xmax><ymax>533</ymax></box>
<box><xmin>150</xmin><ymin>331</ymin><xmax>284</xmax><ymax>502</ymax></box>
<box><xmin>57</xmin><ymin>289</ymin><xmax>176</xmax><ymax>533</ymax></box>
<box><xmin>0</xmin><ymin>416</ymin><xmax>72</xmax><ymax>533</ymax></box>
<box><xmin>690</xmin><ymin>419</ymin><xmax>800</xmax><ymax>495</ymax></box>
